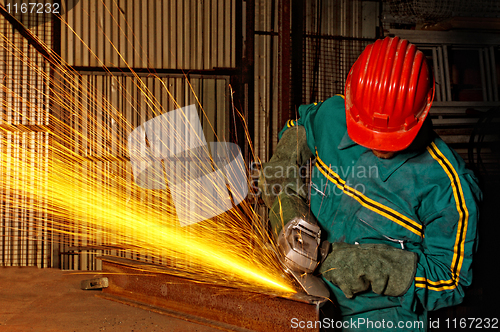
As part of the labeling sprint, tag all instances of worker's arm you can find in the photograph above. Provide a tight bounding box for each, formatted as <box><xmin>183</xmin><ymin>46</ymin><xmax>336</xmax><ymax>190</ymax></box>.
<box><xmin>258</xmin><ymin>126</ymin><xmax>313</xmax><ymax>237</ymax></box>
<box><xmin>402</xmin><ymin>171</ymin><xmax>481</xmax><ymax>311</ymax></box>
<box><xmin>258</xmin><ymin>126</ymin><xmax>312</xmax><ymax>209</ymax></box>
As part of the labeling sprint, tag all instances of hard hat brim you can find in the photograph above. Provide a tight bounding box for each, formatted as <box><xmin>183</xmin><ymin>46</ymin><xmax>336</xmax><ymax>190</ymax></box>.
<box><xmin>345</xmin><ymin>104</ymin><xmax>424</xmax><ymax>152</ymax></box>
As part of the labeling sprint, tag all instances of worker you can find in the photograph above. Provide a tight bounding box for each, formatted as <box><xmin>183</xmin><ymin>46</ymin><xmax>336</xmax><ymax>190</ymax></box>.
<box><xmin>258</xmin><ymin>37</ymin><xmax>481</xmax><ymax>331</ymax></box>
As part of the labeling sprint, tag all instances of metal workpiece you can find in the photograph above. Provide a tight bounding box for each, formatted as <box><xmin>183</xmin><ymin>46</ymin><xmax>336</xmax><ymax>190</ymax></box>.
<box><xmin>99</xmin><ymin>256</ymin><xmax>333</xmax><ymax>332</ymax></box>
<box><xmin>81</xmin><ymin>276</ymin><xmax>109</xmax><ymax>290</ymax></box>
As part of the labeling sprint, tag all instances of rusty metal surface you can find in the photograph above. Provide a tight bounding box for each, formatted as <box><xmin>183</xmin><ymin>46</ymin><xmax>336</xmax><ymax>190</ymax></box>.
<box><xmin>100</xmin><ymin>256</ymin><xmax>331</xmax><ymax>332</ymax></box>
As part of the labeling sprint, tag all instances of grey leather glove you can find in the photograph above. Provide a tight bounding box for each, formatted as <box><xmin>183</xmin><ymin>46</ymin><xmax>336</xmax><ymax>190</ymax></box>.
<box><xmin>258</xmin><ymin>126</ymin><xmax>313</xmax><ymax>209</ymax></box>
<box><xmin>319</xmin><ymin>242</ymin><xmax>417</xmax><ymax>298</ymax></box>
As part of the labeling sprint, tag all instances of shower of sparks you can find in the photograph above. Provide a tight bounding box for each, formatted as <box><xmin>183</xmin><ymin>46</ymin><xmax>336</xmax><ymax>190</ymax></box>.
<box><xmin>0</xmin><ymin>3</ymin><xmax>297</xmax><ymax>295</ymax></box>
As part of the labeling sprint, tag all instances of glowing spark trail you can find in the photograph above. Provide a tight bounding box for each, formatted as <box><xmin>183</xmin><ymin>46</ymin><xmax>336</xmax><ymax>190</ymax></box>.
<box><xmin>0</xmin><ymin>2</ymin><xmax>297</xmax><ymax>295</ymax></box>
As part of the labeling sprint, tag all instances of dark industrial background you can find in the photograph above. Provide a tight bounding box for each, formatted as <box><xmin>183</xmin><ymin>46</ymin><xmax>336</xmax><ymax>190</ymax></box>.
<box><xmin>1</xmin><ymin>0</ymin><xmax>499</xmax><ymax>330</ymax></box>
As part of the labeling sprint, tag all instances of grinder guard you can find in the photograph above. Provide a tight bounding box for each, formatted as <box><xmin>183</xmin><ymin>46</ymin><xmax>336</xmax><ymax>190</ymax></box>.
<box><xmin>277</xmin><ymin>216</ymin><xmax>331</xmax><ymax>298</ymax></box>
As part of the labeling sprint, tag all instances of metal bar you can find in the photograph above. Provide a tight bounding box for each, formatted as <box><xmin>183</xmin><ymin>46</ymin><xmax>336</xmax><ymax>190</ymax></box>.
<box><xmin>490</xmin><ymin>46</ymin><xmax>499</xmax><ymax>101</ymax></box>
<box><xmin>442</xmin><ymin>45</ymin><xmax>452</xmax><ymax>102</ymax></box>
<box><xmin>254</xmin><ymin>30</ymin><xmax>280</xmax><ymax>36</ymax></box>
<box><xmin>432</xmin><ymin>101</ymin><xmax>500</xmax><ymax>107</ymax></box>
<box><xmin>387</xmin><ymin>29</ymin><xmax>500</xmax><ymax>45</ymax></box>
<box><xmin>0</xmin><ymin>124</ymin><xmax>53</xmax><ymax>132</ymax></box>
<box><xmin>437</xmin><ymin>47</ymin><xmax>447</xmax><ymax>102</ymax></box>
<box><xmin>278</xmin><ymin>0</ymin><xmax>291</xmax><ymax>131</ymax></box>
<box><xmin>100</xmin><ymin>256</ymin><xmax>330</xmax><ymax>332</ymax></box>
<box><xmin>291</xmin><ymin>0</ymin><xmax>303</xmax><ymax>112</ymax></box>
<box><xmin>303</xmin><ymin>34</ymin><xmax>376</xmax><ymax>42</ymax></box>
<box><xmin>479</xmin><ymin>48</ymin><xmax>488</xmax><ymax>102</ymax></box>
<box><xmin>484</xmin><ymin>47</ymin><xmax>494</xmax><ymax>102</ymax></box>
<box><xmin>268</xmin><ymin>0</ymin><xmax>276</xmax><ymax>157</ymax></box>
<box><xmin>50</xmin><ymin>5</ymin><xmax>62</xmax><ymax>269</ymax></box>
<box><xmin>244</xmin><ymin>0</ymin><xmax>255</xmax><ymax>163</ymax></box>
<box><xmin>230</xmin><ymin>0</ymin><xmax>246</xmax><ymax>149</ymax></box>
<box><xmin>432</xmin><ymin>47</ymin><xmax>442</xmax><ymax>102</ymax></box>
<box><xmin>69</xmin><ymin>66</ymin><xmax>239</xmax><ymax>76</ymax></box>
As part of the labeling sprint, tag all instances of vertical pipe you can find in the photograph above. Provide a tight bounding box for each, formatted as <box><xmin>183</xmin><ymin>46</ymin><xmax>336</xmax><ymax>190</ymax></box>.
<box><xmin>231</xmin><ymin>0</ymin><xmax>236</xmax><ymax>68</ymax></box>
<box><xmin>118</xmin><ymin>0</ymin><xmax>126</xmax><ymax>67</ymax></box>
<box><xmin>490</xmin><ymin>46</ymin><xmax>498</xmax><ymax>101</ymax></box>
<box><xmin>195</xmin><ymin>0</ymin><xmax>202</xmax><ymax>69</ymax></box>
<box><xmin>152</xmin><ymin>0</ymin><xmax>161</xmax><ymax>68</ymax></box>
<box><xmin>62</xmin><ymin>0</ymin><xmax>71</xmax><ymax>65</ymax></box>
<box><xmin>478</xmin><ymin>48</ymin><xmax>488</xmax><ymax>102</ymax></box>
<box><xmin>112</xmin><ymin>0</ymin><xmax>120</xmax><ymax>68</ymax></box>
<box><xmin>80</xmin><ymin>0</ymin><xmax>87</xmax><ymax>65</ymax></box>
<box><xmin>278</xmin><ymin>0</ymin><xmax>291</xmax><ymax>133</ymax></box>
<box><xmin>432</xmin><ymin>47</ymin><xmax>442</xmax><ymax>102</ymax></box>
<box><xmin>231</xmin><ymin>0</ymin><xmax>246</xmax><ymax>151</ymax></box>
<box><xmin>342</xmin><ymin>0</ymin><xmax>349</xmax><ymax>98</ymax></box>
<box><xmin>217</xmin><ymin>0</ymin><xmax>224</xmax><ymax>67</ymax></box>
<box><xmin>442</xmin><ymin>45</ymin><xmax>452</xmax><ymax>102</ymax></box>
<box><xmin>183</xmin><ymin>0</ymin><xmax>190</xmax><ymax>69</ymax></box>
<box><xmin>103</xmin><ymin>0</ymin><xmax>111</xmax><ymax>67</ymax></box>
<box><xmin>167</xmin><ymin>1</ymin><xmax>175</xmax><ymax>69</ymax></box>
<box><xmin>244</xmin><ymin>0</ymin><xmax>255</xmax><ymax>162</ymax></box>
<box><xmin>202</xmin><ymin>0</ymin><xmax>210</xmax><ymax>70</ymax></box>
<box><xmin>437</xmin><ymin>47</ymin><xmax>447</xmax><ymax>101</ymax></box>
<box><xmin>126</xmin><ymin>0</ymin><xmax>135</xmax><ymax>67</ymax></box>
<box><xmin>484</xmin><ymin>47</ymin><xmax>493</xmax><ymax>102</ymax></box>
<box><xmin>140</xmin><ymin>1</ymin><xmax>148</xmax><ymax>68</ymax></box>
<box><xmin>212</xmin><ymin>0</ymin><xmax>218</xmax><ymax>69</ymax></box>
<box><xmin>50</xmin><ymin>1</ymin><xmax>62</xmax><ymax>269</ymax></box>
<box><xmin>291</xmin><ymin>0</ymin><xmax>304</xmax><ymax>111</ymax></box>
<box><xmin>267</xmin><ymin>0</ymin><xmax>275</xmax><ymax>158</ymax></box>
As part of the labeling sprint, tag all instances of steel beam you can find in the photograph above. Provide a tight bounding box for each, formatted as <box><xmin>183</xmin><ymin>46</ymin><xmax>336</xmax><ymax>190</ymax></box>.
<box><xmin>99</xmin><ymin>256</ymin><xmax>334</xmax><ymax>332</ymax></box>
<box><xmin>278</xmin><ymin>0</ymin><xmax>291</xmax><ymax>130</ymax></box>
<box><xmin>387</xmin><ymin>29</ymin><xmax>500</xmax><ymax>46</ymax></box>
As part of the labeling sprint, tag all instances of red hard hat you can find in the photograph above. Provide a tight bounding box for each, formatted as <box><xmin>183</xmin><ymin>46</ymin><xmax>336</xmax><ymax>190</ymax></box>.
<box><xmin>345</xmin><ymin>36</ymin><xmax>435</xmax><ymax>152</ymax></box>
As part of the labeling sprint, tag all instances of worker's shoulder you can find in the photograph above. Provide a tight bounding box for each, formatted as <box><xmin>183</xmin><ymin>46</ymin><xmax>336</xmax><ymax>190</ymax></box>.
<box><xmin>407</xmin><ymin>136</ymin><xmax>482</xmax><ymax>213</ymax></box>
<box><xmin>412</xmin><ymin>135</ymin><xmax>476</xmax><ymax>183</ymax></box>
<box><xmin>318</xmin><ymin>94</ymin><xmax>345</xmax><ymax>112</ymax></box>
<box><xmin>297</xmin><ymin>95</ymin><xmax>346</xmax><ymax>124</ymax></box>
<box><xmin>299</xmin><ymin>95</ymin><xmax>344</xmax><ymax>112</ymax></box>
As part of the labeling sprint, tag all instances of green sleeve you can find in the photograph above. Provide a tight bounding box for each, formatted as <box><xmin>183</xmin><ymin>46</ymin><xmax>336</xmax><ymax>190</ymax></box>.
<box><xmin>402</xmin><ymin>172</ymin><xmax>481</xmax><ymax>311</ymax></box>
<box><xmin>278</xmin><ymin>95</ymin><xmax>346</xmax><ymax>151</ymax></box>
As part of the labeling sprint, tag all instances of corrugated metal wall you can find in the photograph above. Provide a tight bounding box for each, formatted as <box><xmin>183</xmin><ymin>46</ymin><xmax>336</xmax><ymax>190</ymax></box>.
<box><xmin>0</xmin><ymin>11</ymin><xmax>53</xmax><ymax>267</ymax></box>
<box><xmin>61</xmin><ymin>0</ymin><xmax>236</xmax><ymax>69</ymax></box>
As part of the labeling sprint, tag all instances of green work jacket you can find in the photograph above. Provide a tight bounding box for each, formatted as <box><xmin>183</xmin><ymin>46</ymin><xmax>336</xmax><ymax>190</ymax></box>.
<box><xmin>279</xmin><ymin>95</ymin><xmax>481</xmax><ymax>331</ymax></box>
